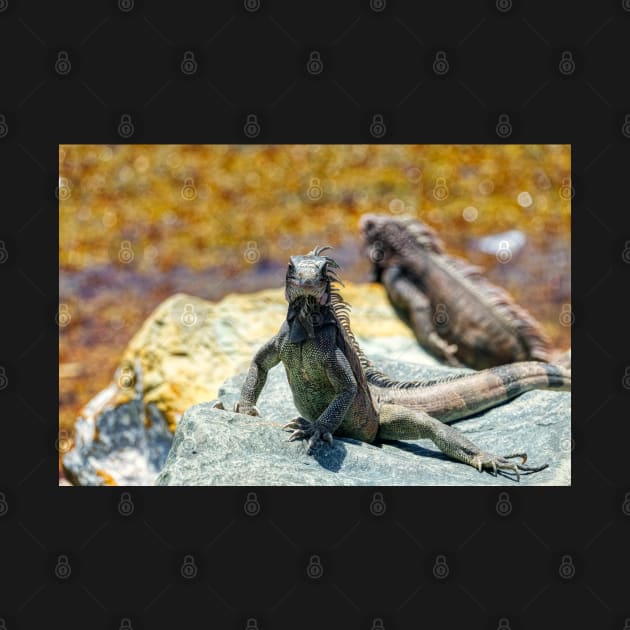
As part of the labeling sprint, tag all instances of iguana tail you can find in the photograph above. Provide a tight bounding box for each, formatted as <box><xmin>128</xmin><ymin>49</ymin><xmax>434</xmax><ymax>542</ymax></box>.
<box><xmin>369</xmin><ymin>361</ymin><xmax>570</xmax><ymax>424</ymax></box>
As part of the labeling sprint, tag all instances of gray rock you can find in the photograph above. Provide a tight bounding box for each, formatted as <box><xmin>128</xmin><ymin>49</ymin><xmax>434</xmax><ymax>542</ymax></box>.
<box><xmin>63</xmin><ymin>382</ymin><xmax>173</xmax><ymax>486</ymax></box>
<box><xmin>156</xmin><ymin>358</ymin><xmax>571</xmax><ymax>486</ymax></box>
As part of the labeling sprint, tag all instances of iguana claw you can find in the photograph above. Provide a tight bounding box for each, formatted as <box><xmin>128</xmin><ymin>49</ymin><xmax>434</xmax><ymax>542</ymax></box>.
<box><xmin>282</xmin><ymin>417</ymin><xmax>310</xmax><ymax>431</ymax></box>
<box><xmin>472</xmin><ymin>451</ymin><xmax>547</xmax><ymax>482</ymax></box>
<box><xmin>283</xmin><ymin>417</ymin><xmax>333</xmax><ymax>453</ymax></box>
<box><xmin>233</xmin><ymin>402</ymin><xmax>261</xmax><ymax>416</ymax></box>
<box><xmin>213</xmin><ymin>400</ymin><xmax>261</xmax><ymax>417</ymax></box>
<box><xmin>288</xmin><ymin>429</ymin><xmax>307</xmax><ymax>441</ymax></box>
<box><xmin>503</xmin><ymin>452</ymin><xmax>528</xmax><ymax>464</ymax></box>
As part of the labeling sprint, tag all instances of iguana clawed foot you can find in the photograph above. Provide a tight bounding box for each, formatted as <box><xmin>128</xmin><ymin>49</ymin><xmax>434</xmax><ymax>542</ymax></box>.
<box><xmin>282</xmin><ymin>417</ymin><xmax>333</xmax><ymax>454</ymax></box>
<box><xmin>427</xmin><ymin>333</ymin><xmax>463</xmax><ymax>367</ymax></box>
<box><xmin>443</xmin><ymin>347</ymin><xmax>463</xmax><ymax>368</ymax></box>
<box><xmin>471</xmin><ymin>451</ymin><xmax>548</xmax><ymax>482</ymax></box>
<box><xmin>212</xmin><ymin>400</ymin><xmax>261</xmax><ymax>416</ymax></box>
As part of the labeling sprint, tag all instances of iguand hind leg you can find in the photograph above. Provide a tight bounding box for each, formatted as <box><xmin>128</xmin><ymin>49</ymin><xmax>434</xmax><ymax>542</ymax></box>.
<box><xmin>377</xmin><ymin>403</ymin><xmax>547</xmax><ymax>481</ymax></box>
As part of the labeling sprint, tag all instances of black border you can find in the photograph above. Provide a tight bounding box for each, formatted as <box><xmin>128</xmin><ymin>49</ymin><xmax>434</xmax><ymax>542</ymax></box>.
<box><xmin>1</xmin><ymin>1</ymin><xmax>629</xmax><ymax>628</ymax></box>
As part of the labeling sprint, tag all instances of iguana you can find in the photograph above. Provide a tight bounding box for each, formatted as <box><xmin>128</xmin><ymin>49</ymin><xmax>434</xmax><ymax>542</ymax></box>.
<box><xmin>214</xmin><ymin>246</ymin><xmax>570</xmax><ymax>480</ymax></box>
<box><xmin>359</xmin><ymin>213</ymin><xmax>567</xmax><ymax>370</ymax></box>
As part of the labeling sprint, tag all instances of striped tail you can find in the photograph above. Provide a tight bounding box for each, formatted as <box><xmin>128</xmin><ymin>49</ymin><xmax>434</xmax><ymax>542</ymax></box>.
<box><xmin>370</xmin><ymin>361</ymin><xmax>570</xmax><ymax>424</ymax></box>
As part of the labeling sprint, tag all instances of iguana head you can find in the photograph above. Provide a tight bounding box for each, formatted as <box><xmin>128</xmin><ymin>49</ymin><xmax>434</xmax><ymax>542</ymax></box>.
<box><xmin>285</xmin><ymin>245</ymin><xmax>341</xmax><ymax>306</ymax></box>
<box><xmin>359</xmin><ymin>213</ymin><xmax>443</xmax><ymax>274</ymax></box>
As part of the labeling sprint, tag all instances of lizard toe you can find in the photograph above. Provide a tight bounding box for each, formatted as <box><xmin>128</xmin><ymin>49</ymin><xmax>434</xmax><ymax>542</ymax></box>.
<box><xmin>473</xmin><ymin>451</ymin><xmax>548</xmax><ymax>482</ymax></box>
<box><xmin>233</xmin><ymin>401</ymin><xmax>260</xmax><ymax>416</ymax></box>
<box><xmin>502</xmin><ymin>452</ymin><xmax>528</xmax><ymax>464</ymax></box>
<box><xmin>282</xmin><ymin>417</ymin><xmax>310</xmax><ymax>431</ymax></box>
<box><xmin>516</xmin><ymin>461</ymin><xmax>548</xmax><ymax>474</ymax></box>
<box><xmin>288</xmin><ymin>429</ymin><xmax>308</xmax><ymax>442</ymax></box>
<box><xmin>496</xmin><ymin>454</ymin><xmax>548</xmax><ymax>477</ymax></box>
<box><xmin>492</xmin><ymin>456</ymin><xmax>546</xmax><ymax>482</ymax></box>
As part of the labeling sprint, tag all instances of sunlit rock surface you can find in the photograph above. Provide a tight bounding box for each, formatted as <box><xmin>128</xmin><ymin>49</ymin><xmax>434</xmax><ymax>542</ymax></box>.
<box><xmin>156</xmin><ymin>357</ymin><xmax>570</xmax><ymax>487</ymax></box>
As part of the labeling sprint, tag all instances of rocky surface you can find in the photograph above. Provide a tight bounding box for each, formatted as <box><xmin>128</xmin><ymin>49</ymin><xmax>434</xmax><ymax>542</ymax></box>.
<box><xmin>63</xmin><ymin>285</ymin><xmax>434</xmax><ymax>485</ymax></box>
<box><xmin>156</xmin><ymin>358</ymin><xmax>571</xmax><ymax>487</ymax></box>
<box><xmin>63</xmin><ymin>381</ymin><xmax>173</xmax><ymax>486</ymax></box>
<box><xmin>64</xmin><ymin>286</ymin><xmax>570</xmax><ymax>487</ymax></box>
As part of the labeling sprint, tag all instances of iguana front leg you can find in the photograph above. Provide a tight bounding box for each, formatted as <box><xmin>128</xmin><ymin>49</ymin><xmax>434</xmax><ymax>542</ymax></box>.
<box><xmin>382</xmin><ymin>266</ymin><xmax>462</xmax><ymax>367</ymax></box>
<box><xmin>377</xmin><ymin>403</ymin><xmax>547</xmax><ymax>481</ymax></box>
<box><xmin>283</xmin><ymin>347</ymin><xmax>358</xmax><ymax>454</ymax></box>
<box><xmin>213</xmin><ymin>336</ymin><xmax>281</xmax><ymax>416</ymax></box>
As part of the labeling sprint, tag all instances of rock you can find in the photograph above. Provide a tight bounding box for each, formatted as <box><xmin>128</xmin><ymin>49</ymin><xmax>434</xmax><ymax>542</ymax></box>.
<box><xmin>63</xmin><ymin>382</ymin><xmax>173</xmax><ymax>486</ymax></box>
<box><xmin>63</xmin><ymin>285</ymin><xmax>434</xmax><ymax>485</ymax></box>
<box><xmin>156</xmin><ymin>358</ymin><xmax>570</xmax><ymax>486</ymax></box>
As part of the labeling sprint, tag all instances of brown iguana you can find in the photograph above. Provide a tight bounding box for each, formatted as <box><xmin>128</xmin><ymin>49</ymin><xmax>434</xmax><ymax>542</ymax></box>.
<box><xmin>359</xmin><ymin>213</ymin><xmax>567</xmax><ymax>370</ymax></box>
<box><xmin>214</xmin><ymin>246</ymin><xmax>570</xmax><ymax>481</ymax></box>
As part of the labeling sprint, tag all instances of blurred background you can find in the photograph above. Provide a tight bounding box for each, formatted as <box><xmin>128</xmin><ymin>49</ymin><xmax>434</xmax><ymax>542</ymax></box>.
<box><xmin>59</xmin><ymin>144</ymin><xmax>571</xmax><ymax>475</ymax></box>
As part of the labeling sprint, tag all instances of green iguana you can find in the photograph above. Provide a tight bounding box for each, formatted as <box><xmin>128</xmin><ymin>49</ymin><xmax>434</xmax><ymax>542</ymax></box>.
<box><xmin>359</xmin><ymin>214</ymin><xmax>568</xmax><ymax>370</ymax></box>
<box><xmin>214</xmin><ymin>246</ymin><xmax>570</xmax><ymax>480</ymax></box>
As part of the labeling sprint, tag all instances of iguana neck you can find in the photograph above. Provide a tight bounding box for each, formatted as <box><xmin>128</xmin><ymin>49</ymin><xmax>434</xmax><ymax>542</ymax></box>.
<box><xmin>286</xmin><ymin>296</ymin><xmax>335</xmax><ymax>341</ymax></box>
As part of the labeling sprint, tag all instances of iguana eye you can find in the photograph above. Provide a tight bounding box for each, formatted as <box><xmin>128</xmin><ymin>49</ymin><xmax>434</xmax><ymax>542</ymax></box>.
<box><xmin>287</xmin><ymin>263</ymin><xmax>295</xmax><ymax>276</ymax></box>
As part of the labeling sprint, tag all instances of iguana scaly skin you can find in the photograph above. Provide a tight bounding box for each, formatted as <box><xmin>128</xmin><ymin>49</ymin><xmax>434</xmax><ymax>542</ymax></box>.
<box><xmin>216</xmin><ymin>247</ymin><xmax>570</xmax><ymax>480</ymax></box>
<box><xmin>359</xmin><ymin>214</ymin><xmax>560</xmax><ymax>370</ymax></box>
